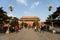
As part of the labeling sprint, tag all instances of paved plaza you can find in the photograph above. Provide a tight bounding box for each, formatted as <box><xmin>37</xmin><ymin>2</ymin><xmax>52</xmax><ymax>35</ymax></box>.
<box><xmin>0</xmin><ymin>28</ymin><xmax>60</xmax><ymax>40</ymax></box>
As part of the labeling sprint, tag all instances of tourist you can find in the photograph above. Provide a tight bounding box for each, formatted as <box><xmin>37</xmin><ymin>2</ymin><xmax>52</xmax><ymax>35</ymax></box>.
<box><xmin>34</xmin><ymin>26</ymin><xmax>37</xmax><ymax>32</ymax></box>
<box><xmin>15</xmin><ymin>25</ymin><xmax>19</xmax><ymax>32</ymax></box>
<box><xmin>46</xmin><ymin>25</ymin><xmax>49</xmax><ymax>32</ymax></box>
<box><xmin>3</xmin><ymin>23</ymin><xmax>9</xmax><ymax>33</ymax></box>
<box><xmin>40</xmin><ymin>26</ymin><xmax>43</xmax><ymax>31</ymax></box>
<box><xmin>39</xmin><ymin>26</ymin><xmax>41</xmax><ymax>32</ymax></box>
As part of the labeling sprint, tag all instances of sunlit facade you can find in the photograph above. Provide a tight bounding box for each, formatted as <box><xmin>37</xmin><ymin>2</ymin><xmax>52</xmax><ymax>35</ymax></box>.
<box><xmin>18</xmin><ymin>16</ymin><xmax>40</xmax><ymax>27</ymax></box>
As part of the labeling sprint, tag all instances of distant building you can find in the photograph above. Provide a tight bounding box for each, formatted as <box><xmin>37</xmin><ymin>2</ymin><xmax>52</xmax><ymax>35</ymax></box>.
<box><xmin>18</xmin><ymin>16</ymin><xmax>40</xmax><ymax>27</ymax></box>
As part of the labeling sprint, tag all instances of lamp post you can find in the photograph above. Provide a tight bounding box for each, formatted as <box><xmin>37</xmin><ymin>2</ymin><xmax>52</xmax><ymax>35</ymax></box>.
<box><xmin>6</xmin><ymin>4</ymin><xmax>13</xmax><ymax>34</ymax></box>
<box><xmin>9</xmin><ymin>4</ymin><xmax>13</xmax><ymax>12</ymax></box>
<box><xmin>48</xmin><ymin>4</ymin><xmax>53</xmax><ymax>27</ymax></box>
<box><xmin>8</xmin><ymin>4</ymin><xmax>13</xmax><ymax>23</ymax></box>
<box><xmin>48</xmin><ymin>4</ymin><xmax>56</xmax><ymax>34</ymax></box>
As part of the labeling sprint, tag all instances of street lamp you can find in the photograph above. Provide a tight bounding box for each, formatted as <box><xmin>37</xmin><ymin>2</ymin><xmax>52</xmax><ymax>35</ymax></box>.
<box><xmin>8</xmin><ymin>4</ymin><xmax>14</xmax><ymax>23</ymax></box>
<box><xmin>48</xmin><ymin>4</ymin><xmax>53</xmax><ymax>27</ymax></box>
<box><xmin>9</xmin><ymin>4</ymin><xmax>13</xmax><ymax>12</ymax></box>
<box><xmin>48</xmin><ymin>4</ymin><xmax>56</xmax><ymax>34</ymax></box>
<box><xmin>6</xmin><ymin>4</ymin><xmax>14</xmax><ymax>34</ymax></box>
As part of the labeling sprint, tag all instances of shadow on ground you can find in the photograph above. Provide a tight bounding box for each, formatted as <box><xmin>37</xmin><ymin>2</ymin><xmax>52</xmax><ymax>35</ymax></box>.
<box><xmin>56</xmin><ymin>31</ymin><xmax>60</xmax><ymax>34</ymax></box>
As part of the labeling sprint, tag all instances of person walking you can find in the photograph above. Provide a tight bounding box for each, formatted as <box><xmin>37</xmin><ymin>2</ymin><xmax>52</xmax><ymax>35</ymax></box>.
<box><xmin>15</xmin><ymin>25</ymin><xmax>19</xmax><ymax>32</ymax></box>
<box><xmin>34</xmin><ymin>26</ymin><xmax>37</xmax><ymax>32</ymax></box>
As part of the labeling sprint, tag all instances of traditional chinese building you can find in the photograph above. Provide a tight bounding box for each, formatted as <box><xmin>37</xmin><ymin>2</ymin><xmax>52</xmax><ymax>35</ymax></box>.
<box><xmin>18</xmin><ymin>16</ymin><xmax>40</xmax><ymax>27</ymax></box>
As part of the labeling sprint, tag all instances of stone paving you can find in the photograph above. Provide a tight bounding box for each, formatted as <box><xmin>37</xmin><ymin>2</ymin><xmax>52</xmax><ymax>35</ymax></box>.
<box><xmin>0</xmin><ymin>28</ymin><xmax>60</xmax><ymax>40</ymax></box>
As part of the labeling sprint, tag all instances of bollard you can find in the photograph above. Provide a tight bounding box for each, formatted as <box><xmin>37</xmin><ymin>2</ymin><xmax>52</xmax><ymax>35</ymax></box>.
<box><xmin>6</xmin><ymin>27</ymin><xmax>9</xmax><ymax>34</ymax></box>
<box><xmin>52</xmin><ymin>29</ymin><xmax>56</xmax><ymax>34</ymax></box>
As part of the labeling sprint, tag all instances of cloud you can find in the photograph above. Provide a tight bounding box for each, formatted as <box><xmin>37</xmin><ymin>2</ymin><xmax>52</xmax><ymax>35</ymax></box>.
<box><xmin>16</xmin><ymin>0</ymin><xmax>28</xmax><ymax>6</ymax></box>
<box><xmin>31</xmin><ymin>1</ymin><xmax>40</xmax><ymax>8</ymax></box>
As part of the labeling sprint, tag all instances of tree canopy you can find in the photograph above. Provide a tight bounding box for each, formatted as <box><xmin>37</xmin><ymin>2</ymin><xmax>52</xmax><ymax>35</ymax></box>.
<box><xmin>0</xmin><ymin>7</ymin><xmax>19</xmax><ymax>27</ymax></box>
<box><xmin>0</xmin><ymin>7</ymin><xmax>9</xmax><ymax>24</ymax></box>
<box><xmin>46</xmin><ymin>7</ymin><xmax>60</xmax><ymax>27</ymax></box>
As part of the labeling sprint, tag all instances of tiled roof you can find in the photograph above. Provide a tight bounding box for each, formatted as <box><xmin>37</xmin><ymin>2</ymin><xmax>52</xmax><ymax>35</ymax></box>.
<box><xmin>20</xmin><ymin>16</ymin><xmax>39</xmax><ymax>19</ymax></box>
<box><xmin>20</xmin><ymin>16</ymin><xmax>40</xmax><ymax>21</ymax></box>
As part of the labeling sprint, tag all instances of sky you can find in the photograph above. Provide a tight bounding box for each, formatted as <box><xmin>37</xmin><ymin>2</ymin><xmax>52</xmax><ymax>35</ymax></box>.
<box><xmin>0</xmin><ymin>0</ymin><xmax>60</xmax><ymax>22</ymax></box>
